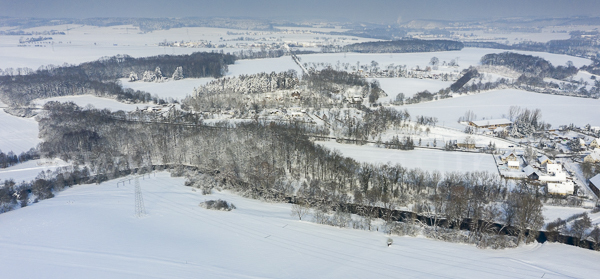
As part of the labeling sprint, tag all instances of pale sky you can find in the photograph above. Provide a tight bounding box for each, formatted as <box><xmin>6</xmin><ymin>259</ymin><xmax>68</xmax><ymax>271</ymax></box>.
<box><xmin>1</xmin><ymin>0</ymin><xmax>599</xmax><ymax>23</ymax></box>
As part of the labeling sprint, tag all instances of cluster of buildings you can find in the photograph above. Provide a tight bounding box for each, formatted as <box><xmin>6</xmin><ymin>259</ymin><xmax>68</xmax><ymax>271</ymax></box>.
<box><xmin>499</xmin><ymin>151</ymin><xmax>574</xmax><ymax>195</ymax></box>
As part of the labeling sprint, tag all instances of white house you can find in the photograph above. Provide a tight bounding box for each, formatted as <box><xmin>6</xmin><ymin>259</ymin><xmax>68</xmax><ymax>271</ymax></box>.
<box><xmin>547</xmin><ymin>180</ymin><xmax>575</xmax><ymax>195</ymax></box>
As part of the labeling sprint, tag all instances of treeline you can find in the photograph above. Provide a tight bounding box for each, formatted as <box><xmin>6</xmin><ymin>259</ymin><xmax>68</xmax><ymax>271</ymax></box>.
<box><xmin>0</xmin><ymin>148</ymin><xmax>39</xmax><ymax>168</ymax></box>
<box><xmin>480</xmin><ymin>52</ymin><xmax>578</xmax><ymax>79</ymax></box>
<box><xmin>0</xmin><ymin>52</ymin><xmax>234</xmax><ymax>107</ymax></box>
<box><xmin>341</xmin><ymin>39</ymin><xmax>464</xmax><ymax>53</ymax></box>
<box><xmin>77</xmin><ymin>52</ymin><xmax>234</xmax><ymax>80</ymax></box>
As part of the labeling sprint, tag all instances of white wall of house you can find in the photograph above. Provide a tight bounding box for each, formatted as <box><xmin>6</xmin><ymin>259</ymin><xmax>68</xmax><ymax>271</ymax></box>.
<box><xmin>548</xmin><ymin>181</ymin><xmax>574</xmax><ymax>195</ymax></box>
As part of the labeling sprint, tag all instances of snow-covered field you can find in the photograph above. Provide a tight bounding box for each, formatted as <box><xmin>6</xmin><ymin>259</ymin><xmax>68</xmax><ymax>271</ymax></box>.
<box><xmin>399</xmin><ymin>89</ymin><xmax>600</xmax><ymax>129</ymax></box>
<box><xmin>0</xmin><ymin>171</ymin><xmax>598</xmax><ymax>278</ymax></box>
<box><xmin>318</xmin><ymin>141</ymin><xmax>499</xmax><ymax>174</ymax></box>
<box><xmin>0</xmin><ymin>158</ymin><xmax>70</xmax><ymax>183</ymax></box>
<box><xmin>34</xmin><ymin>95</ymin><xmax>146</xmax><ymax>111</ymax></box>
<box><xmin>0</xmin><ymin>108</ymin><xmax>40</xmax><ymax>154</ymax></box>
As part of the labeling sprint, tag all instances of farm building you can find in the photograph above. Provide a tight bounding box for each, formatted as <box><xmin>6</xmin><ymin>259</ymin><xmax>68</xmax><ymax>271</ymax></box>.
<box><xmin>469</xmin><ymin>118</ymin><xmax>512</xmax><ymax>129</ymax></box>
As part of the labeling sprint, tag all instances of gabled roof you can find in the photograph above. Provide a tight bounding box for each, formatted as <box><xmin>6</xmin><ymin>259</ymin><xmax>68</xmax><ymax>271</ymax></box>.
<box><xmin>591</xmin><ymin>174</ymin><xmax>600</xmax><ymax>187</ymax></box>
<box><xmin>501</xmin><ymin>151</ymin><xmax>518</xmax><ymax>160</ymax></box>
<box><xmin>538</xmin><ymin>155</ymin><xmax>551</xmax><ymax>164</ymax></box>
<box><xmin>523</xmin><ymin>165</ymin><xmax>537</xmax><ymax>176</ymax></box>
<box><xmin>586</xmin><ymin>151</ymin><xmax>600</xmax><ymax>162</ymax></box>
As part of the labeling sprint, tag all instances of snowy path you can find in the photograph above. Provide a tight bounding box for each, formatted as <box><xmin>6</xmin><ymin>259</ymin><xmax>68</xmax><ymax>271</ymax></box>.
<box><xmin>0</xmin><ymin>172</ymin><xmax>598</xmax><ymax>278</ymax></box>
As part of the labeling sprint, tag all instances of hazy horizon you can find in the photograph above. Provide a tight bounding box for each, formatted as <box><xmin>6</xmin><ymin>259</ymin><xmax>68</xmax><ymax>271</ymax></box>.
<box><xmin>2</xmin><ymin>0</ymin><xmax>600</xmax><ymax>24</ymax></box>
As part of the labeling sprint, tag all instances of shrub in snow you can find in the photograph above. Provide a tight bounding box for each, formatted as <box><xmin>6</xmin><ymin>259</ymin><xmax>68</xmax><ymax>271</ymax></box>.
<box><xmin>199</xmin><ymin>199</ymin><xmax>236</xmax><ymax>211</ymax></box>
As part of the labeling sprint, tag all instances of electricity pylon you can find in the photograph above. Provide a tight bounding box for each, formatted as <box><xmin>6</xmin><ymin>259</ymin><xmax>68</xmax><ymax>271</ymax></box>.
<box><xmin>134</xmin><ymin>177</ymin><xmax>146</xmax><ymax>218</ymax></box>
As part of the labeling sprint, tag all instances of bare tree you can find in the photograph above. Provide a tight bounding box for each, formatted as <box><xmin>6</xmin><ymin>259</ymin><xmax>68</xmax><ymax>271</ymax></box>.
<box><xmin>291</xmin><ymin>202</ymin><xmax>310</xmax><ymax>221</ymax></box>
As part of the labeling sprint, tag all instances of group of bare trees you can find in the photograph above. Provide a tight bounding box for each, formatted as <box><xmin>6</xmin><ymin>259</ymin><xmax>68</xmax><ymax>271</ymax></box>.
<box><xmin>30</xmin><ymin>102</ymin><xmax>550</xmax><ymax>248</ymax></box>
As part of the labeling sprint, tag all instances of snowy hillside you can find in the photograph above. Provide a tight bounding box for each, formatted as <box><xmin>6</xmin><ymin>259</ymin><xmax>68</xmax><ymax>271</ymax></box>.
<box><xmin>1</xmin><ymin>171</ymin><xmax>599</xmax><ymax>278</ymax></box>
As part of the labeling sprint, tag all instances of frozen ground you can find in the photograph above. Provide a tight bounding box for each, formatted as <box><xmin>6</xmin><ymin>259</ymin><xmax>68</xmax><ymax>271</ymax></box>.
<box><xmin>0</xmin><ymin>171</ymin><xmax>598</xmax><ymax>278</ymax></box>
<box><xmin>398</xmin><ymin>89</ymin><xmax>600</xmax><ymax>129</ymax></box>
<box><xmin>0</xmin><ymin>108</ymin><xmax>40</xmax><ymax>154</ymax></box>
<box><xmin>34</xmin><ymin>95</ymin><xmax>147</xmax><ymax>111</ymax></box>
<box><xmin>317</xmin><ymin>141</ymin><xmax>498</xmax><ymax>174</ymax></box>
<box><xmin>0</xmin><ymin>158</ymin><xmax>70</xmax><ymax>183</ymax></box>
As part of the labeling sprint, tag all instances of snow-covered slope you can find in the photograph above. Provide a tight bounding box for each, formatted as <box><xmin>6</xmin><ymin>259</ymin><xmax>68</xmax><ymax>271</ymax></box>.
<box><xmin>2</xmin><ymin>172</ymin><xmax>597</xmax><ymax>278</ymax></box>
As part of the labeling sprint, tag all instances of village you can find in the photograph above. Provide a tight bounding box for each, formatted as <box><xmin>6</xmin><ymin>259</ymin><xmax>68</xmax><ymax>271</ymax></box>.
<box><xmin>467</xmin><ymin>118</ymin><xmax>600</xmax><ymax>201</ymax></box>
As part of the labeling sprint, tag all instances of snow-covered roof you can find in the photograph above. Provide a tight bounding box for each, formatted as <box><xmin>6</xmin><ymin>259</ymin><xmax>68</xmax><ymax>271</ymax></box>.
<box><xmin>548</xmin><ymin>181</ymin><xmax>574</xmax><ymax>195</ymax></box>
<box><xmin>523</xmin><ymin>165</ymin><xmax>537</xmax><ymax>176</ymax></box>
<box><xmin>586</xmin><ymin>151</ymin><xmax>600</xmax><ymax>162</ymax></box>
<box><xmin>501</xmin><ymin>151</ymin><xmax>518</xmax><ymax>160</ymax></box>
<box><xmin>591</xmin><ymin>174</ymin><xmax>600</xmax><ymax>187</ymax></box>
<box><xmin>470</xmin><ymin>118</ymin><xmax>512</xmax><ymax>127</ymax></box>
<box><xmin>538</xmin><ymin>155</ymin><xmax>551</xmax><ymax>164</ymax></box>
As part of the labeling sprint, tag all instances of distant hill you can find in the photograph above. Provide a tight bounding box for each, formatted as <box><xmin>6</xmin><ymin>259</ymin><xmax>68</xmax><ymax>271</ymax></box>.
<box><xmin>342</xmin><ymin>39</ymin><xmax>464</xmax><ymax>53</ymax></box>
